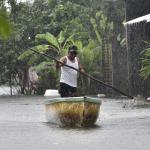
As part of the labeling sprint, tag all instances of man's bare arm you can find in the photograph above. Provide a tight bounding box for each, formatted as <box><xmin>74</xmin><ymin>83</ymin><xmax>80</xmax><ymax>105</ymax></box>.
<box><xmin>77</xmin><ymin>57</ymin><xmax>85</xmax><ymax>73</ymax></box>
<box><xmin>56</xmin><ymin>56</ymin><xmax>67</xmax><ymax>69</ymax></box>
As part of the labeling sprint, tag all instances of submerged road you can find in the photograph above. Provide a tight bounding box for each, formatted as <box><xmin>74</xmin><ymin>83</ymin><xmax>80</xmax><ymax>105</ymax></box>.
<box><xmin>0</xmin><ymin>96</ymin><xmax>150</xmax><ymax>150</ymax></box>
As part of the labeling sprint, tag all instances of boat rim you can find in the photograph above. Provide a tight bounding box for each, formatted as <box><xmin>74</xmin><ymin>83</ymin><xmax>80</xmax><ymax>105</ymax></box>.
<box><xmin>44</xmin><ymin>96</ymin><xmax>102</xmax><ymax>105</ymax></box>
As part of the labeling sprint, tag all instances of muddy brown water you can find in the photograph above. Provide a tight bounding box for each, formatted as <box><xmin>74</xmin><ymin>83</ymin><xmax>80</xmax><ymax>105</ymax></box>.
<box><xmin>0</xmin><ymin>96</ymin><xmax>150</xmax><ymax>150</ymax></box>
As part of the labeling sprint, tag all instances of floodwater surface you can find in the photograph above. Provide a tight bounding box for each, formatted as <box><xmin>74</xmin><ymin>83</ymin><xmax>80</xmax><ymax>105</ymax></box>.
<box><xmin>0</xmin><ymin>96</ymin><xmax>150</xmax><ymax>150</ymax></box>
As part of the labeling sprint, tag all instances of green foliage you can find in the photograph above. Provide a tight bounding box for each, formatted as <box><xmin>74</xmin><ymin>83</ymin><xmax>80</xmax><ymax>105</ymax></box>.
<box><xmin>90</xmin><ymin>11</ymin><xmax>114</xmax><ymax>43</ymax></box>
<box><xmin>0</xmin><ymin>9</ymin><xmax>11</xmax><ymax>38</ymax></box>
<box><xmin>0</xmin><ymin>0</ymin><xmax>125</xmax><ymax>95</ymax></box>
<box><xmin>90</xmin><ymin>10</ymin><xmax>114</xmax><ymax>80</ymax></box>
<box><xmin>49</xmin><ymin>1</ymin><xmax>90</xmax><ymax>43</ymax></box>
<box><xmin>36</xmin><ymin>32</ymin><xmax>60</xmax><ymax>52</ymax></box>
<box><xmin>76</xmin><ymin>39</ymin><xmax>101</xmax><ymax>74</ymax></box>
<box><xmin>18</xmin><ymin>30</ymin><xmax>76</xmax><ymax>92</ymax></box>
<box><xmin>117</xmin><ymin>34</ymin><xmax>126</xmax><ymax>48</ymax></box>
<box><xmin>36</xmin><ymin>64</ymin><xmax>58</xmax><ymax>94</ymax></box>
<box><xmin>140</xmin><ymin>44</ymin><xmax>150</xmax><ymax>79</ymax></box>
<box><xmin>35</xmin><ymin>61</ymin><xmax>54</xmax><ymax>72</ymax></box>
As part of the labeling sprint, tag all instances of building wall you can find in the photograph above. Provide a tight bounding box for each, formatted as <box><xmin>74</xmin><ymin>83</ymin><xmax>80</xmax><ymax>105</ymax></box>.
<box><xmin>125</xmin><ymin>0</ymin><xmax>150</xmax><ymax>21</ymax></box>
<box><xmin>125</xmin><ymin>0</ymin><xmax>150</xmax><ymax>97</ymax></box>
<box><xmin>111</xmin><ymin>1</ymin><xmax>129</xmax><ymax>96</ymax></box>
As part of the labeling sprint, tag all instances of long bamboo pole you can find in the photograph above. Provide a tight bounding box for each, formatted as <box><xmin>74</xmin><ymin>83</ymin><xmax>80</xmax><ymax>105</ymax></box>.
<box><xmin>30</xmin><ymin>48</ymin><xmax>134</xmax><ymax>99</ymax></box>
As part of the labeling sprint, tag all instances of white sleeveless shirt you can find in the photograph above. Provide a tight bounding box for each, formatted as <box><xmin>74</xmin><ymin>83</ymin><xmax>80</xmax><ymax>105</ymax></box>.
<box><xmin>60</xmin><ymin>56</ymin><xmax>79</xmax><ymax>87</ymax></box>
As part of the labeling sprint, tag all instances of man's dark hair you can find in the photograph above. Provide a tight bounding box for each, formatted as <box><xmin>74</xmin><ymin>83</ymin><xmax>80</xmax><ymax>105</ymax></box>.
<box><xmin>68</xmin><ymin>45</ymin><xmax>78</xmax><ymax>51</ymax></box>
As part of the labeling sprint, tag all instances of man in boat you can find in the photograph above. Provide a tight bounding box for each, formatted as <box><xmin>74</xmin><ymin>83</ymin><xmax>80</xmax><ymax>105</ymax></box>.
<box><xmin>57</xmin><ymin>45</ymin><xmax>84</xmax><ymax>97</ymax></box>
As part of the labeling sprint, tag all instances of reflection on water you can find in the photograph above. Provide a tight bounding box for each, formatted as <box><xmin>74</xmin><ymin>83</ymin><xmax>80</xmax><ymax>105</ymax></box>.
<box><xmin>44</xmin><ymin>121</ymin><xmax>102</xmax><ymax>131</ymax></box>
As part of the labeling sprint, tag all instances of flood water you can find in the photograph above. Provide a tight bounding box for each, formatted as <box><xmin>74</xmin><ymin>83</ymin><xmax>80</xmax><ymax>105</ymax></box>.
<box><xmin>0</xmin><ymin>96</ymin><xmax>150</xmax><ymax>150</ymax></box>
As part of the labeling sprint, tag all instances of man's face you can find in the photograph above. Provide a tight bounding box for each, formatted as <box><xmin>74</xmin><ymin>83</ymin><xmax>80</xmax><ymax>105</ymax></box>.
<box><xmin>68</xmin><ymin>51</ymin><xmax>77</xmax><ymax>59</ymax></box>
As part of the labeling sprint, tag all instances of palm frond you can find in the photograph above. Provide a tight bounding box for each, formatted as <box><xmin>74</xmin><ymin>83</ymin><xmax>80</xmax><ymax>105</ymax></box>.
<box><xmin>57</xmin><ymin>31</ymin><xmax>65</xmax><ymax>44</ymax></box>
<box><xmin>32</xmin><ymin>44</ymin><xmax>58</xmax><ymax>54</ymax></box>
<box><xmin>35</xmin><ymin>32</ymin><xmax>59</xmax><ymax>50</ymax></box>
<box><xmin>18</xmin><ymin>49</ymin><xmax>33</xmax><ymax>61</ymax></box>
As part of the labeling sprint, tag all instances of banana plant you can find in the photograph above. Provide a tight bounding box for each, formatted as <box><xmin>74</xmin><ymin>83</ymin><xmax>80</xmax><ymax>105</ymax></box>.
<box><xmin>34</xmin><ymin>31</ymin><xmax>75</xmax><ymax>56</ymax></box>
<box><xmin>18</xmin><ymin>30</ymin><xmax>102</xmax><ymax>94</ymax></box>
<box><xmin>18</xmin><ymin>31</ymin><xmax>75</xmax><ymax>68</ymax></box>
<box><xmin>74</xmin><ymin>39</ymin><xmax>102</xmax><ymax>74</ymax></box>
<box><xmin>18</xmin><ymin>30</ymin><xmax>76</xmax><ymax>94</ymax></box>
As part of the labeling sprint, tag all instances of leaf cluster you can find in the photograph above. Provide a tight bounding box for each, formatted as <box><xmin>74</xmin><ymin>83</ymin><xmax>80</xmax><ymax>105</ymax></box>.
<box><xmin>140</xmin><ymin>44</ymin><xmax>150</xmax><ymax>79</ymax></box>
